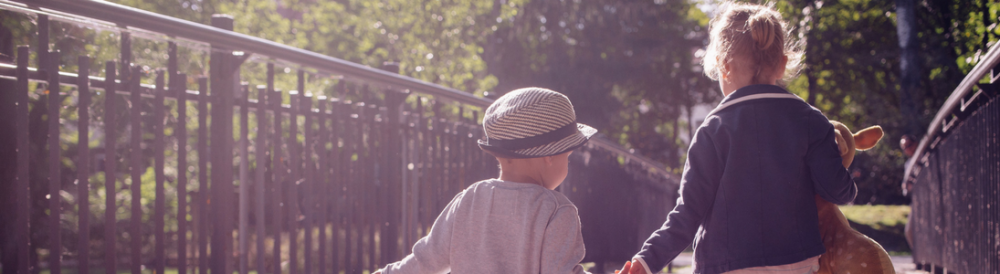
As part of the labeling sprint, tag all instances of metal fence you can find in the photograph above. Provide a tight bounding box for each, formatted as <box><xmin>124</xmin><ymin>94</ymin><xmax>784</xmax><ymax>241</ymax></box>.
<box><xmin>0</xmin><ymin>1</ymin><xmax>679</xmax><ymax>273</ymax></box>
<box><xmin>903</xmin><ymin>39</ymin><xmax>1000</xmax><ymax>273</ymax></box>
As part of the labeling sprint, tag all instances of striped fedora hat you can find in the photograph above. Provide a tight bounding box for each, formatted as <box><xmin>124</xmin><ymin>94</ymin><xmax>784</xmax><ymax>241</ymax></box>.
<box><xmin>478</xmin><ymin>87</ymin><xmax>597</xmax><ymax>159</ymax></box>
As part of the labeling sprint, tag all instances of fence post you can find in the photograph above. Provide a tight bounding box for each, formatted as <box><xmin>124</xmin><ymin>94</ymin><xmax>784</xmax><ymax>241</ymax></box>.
<box><xmin>209</xmin><ymin>14</ymin><xmax>237</xmax><ymax>274</ymax></box>
<box><xmin>379</xmin><ymin>62</ymin><xmax>404</xmax><ymax>263</ymax></box>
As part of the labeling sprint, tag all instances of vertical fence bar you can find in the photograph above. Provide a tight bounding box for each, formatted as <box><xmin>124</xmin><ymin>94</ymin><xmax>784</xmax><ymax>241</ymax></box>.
<box><xmin>344</xmin><ymin>98</ymin><xmax>356</xmax><ymax>274</ymax></box>
<box><xmin>154</xmin><ymin>70</ymin><xmax>167</xmax><ymax>274</ymax></box>
<box><xmin>431</xmin><ymin>103</ymin><xmax>443</xmax><ymax>225</ymax></box>
<box><xmin>416</xmin><ymin>98</ymin><xmax>428</xmax><ymax>234</ymax></box>
<box><xmin>403</xmin><ymin>106</ymin><xmax>417</xmax><ymax>250</ymax></box>
<box><xmin>102</xmin><ymin>60</ymin><xmax>118</xmax><ymax>274</ymax></box>
<box><xmin>209</xmin><ymin>15</ymin><xmax>236</xmax><ymax>274</ymax></box>
<box><xmin>330</xmin><ymin>97</ymin><xmax>342</xmax><ymax>273</ymax></box>
<box><xmin>287</xmin><ymin>88</ymin><xmax>300</xmax><ymax>274</ymax></box>
<box><xmin>315</xmin><ymin>95</ymin><xmax>328</xmax><ymax>274</ymax></box>
<box><xmin>46</xmin><ymin>49</ymin><xmax>63</xmax><ymax>274</ymax></box>
<box><xmin>366</xmin><ymin>101</ymin><xmax>378</xmax><ymax>271</ymax></box>
<box><xmin>77</xmin><ymin>55</ymin><xmax>92</xmax><ymax>274</ymax></box>
<box><xmin>176</xmin><ymin>73</ymin><xmax>190</xmax><ymax>274</ymax></box>
<box><xmin>270</xmin><ymin>78</ymin><xmax>283</xmax><ymax>274</ymax></box>
<box><xmin>385</xmin><ymin>91</ymin><xmax>402</xmax><ymax>263</ymax></box>
<box><xmin>239</xmin><ymin>83</ymin><xmax>251</xmax><ymax>274</ymax></box>
<box><xmin>16</xmin><ymin>46</ymin><xmax>31</xmax><ymax>274</ymax></box>
<box><xmin>360</xmin><ymin>99</ymin><xmax>374</xmax><ymax>272</ymax></box>
<box><xmin>128</xmin><ymin>65</ymin><xmax>142</xmax><ymax>274</ymax></box>
<box><xmin>37</xmin><ymin>14</ymin><xmax>48</xmax><ymax>68</ymax></box>
<box><xmin>197</xmin><ymin>76</ymin><xmax>209</xmax><ymax>274</ymax></box>
<box><xmin>254</xmin><ymin>85</ymin><xmax>268</xmax><ymax>274</ymax></box>
<box><xmin>301</xmin><ymin>89</ymin><xmax>314</xmax><ymax>274</ymax></box>
<box><xmin>120</xmin><ymin>32</ymin><xmax>131</xmax><ymax>82</ymax></box>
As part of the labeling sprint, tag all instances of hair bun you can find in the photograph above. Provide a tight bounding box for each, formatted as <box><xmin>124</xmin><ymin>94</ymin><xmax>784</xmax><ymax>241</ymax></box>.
<box><xmin>749</xmin><ymin>14</ymin><xmax>775</xmax><ymax>50</ymax></box>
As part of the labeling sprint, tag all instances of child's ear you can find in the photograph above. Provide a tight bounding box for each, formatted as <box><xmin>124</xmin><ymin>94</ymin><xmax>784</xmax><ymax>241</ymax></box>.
<box><xmin>542</xmin><ymin>155</ymin><xmax>554</xmax><ymax>166</ymax></box>
<box><xmin>853</xmin><ymin>126</ymin><xmax>884</xmax><ymax>151</ymax></box>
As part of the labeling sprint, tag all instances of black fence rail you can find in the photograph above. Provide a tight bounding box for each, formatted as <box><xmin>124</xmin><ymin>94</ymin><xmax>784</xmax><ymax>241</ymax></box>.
<box><xmin>0</xmin><ymin>1</ymin><xmax>679</xmax><ymax>274</ymax></box>
<box><xmin>903</xmin><ymin>40</ymin><xmax>1000</xmax><ymax>273</ymax></box>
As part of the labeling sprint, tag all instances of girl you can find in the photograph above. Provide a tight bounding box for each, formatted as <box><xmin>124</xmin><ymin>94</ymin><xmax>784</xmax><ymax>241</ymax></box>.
<box><xmin>619</xmin><ymin>3</ymin><xmax>856</xmax><ymax>274</ymax></box>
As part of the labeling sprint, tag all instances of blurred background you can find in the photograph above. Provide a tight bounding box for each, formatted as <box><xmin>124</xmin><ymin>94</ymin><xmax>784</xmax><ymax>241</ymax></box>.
<box><xmin>3</xmin><ymin>0</ymin><xmax>998</xmax><ymax>272</ymax></box>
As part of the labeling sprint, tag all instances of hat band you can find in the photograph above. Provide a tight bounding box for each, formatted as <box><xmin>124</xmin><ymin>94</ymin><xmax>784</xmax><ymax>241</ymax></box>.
<box><xmin>486</xmin><ymin>122</ymin><xmax>578</xmax><ymax>151</ymax></box>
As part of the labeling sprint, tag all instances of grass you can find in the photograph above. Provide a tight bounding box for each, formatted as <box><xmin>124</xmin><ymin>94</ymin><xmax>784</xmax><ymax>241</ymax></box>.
<box><xmin>838</xmin><ymin>204</ymin><xmax>910</xmax><ymax>230</ymax></box>
<box><xmin>838</xmin><ymin>204</ymin><xmax>912</xmax><ymax>253</ymax></box>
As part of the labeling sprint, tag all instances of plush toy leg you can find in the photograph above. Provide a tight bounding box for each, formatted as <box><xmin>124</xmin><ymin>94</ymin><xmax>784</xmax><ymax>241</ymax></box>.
<box><xmin>815</xmin><ymin>196</ymin><xmax>896</xmax><ymax>274</ymax></box>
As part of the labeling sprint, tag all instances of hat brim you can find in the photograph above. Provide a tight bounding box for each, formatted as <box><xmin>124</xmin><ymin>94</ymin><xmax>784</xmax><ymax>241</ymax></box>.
<box><xmin>479</xmin><ymin>123</ymin><xmax>597</xmax><ymax>159</ymax></box>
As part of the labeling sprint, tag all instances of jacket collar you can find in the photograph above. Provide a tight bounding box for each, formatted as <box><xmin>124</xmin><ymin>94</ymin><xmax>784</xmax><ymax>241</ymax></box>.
<box><xmin>706</xmin><ymin>85</ymin><xmax>805</xmax><ymax>117</ymax></box>
<box><xmin>719</xmin><ymin>84</ymin><xmax>795</xmax><ymax>105</ymax></box>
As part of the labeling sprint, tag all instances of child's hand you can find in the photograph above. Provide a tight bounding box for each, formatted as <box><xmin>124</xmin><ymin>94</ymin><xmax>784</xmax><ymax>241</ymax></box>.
<box><xmin>615</xmin><ymin>259</ymin><xmax>648</xmax><ymax>274</ymax></box>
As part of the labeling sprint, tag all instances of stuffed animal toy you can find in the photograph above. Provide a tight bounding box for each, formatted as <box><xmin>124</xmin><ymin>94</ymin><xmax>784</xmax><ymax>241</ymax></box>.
<box><xmin>816</xmin><ymin>121</ymin><xmax>894</xmax><ymax>274</ymax></box>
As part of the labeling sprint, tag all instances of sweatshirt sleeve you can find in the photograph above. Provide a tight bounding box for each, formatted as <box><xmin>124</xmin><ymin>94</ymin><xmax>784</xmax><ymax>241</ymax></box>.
<box><xmin>540</xmin><ymin>204</ymin><xmax>590</xmax><ymax>274</ymax></box>
<box><xmin>381</xmin><ymin>192</ymin><xmax>465</xmax><ymax>274</ymax></box>
<box><xmin>807</xmin><ymin>116</ymin><xmax>857</xmax><ymax>205</ymax></box>
<box><xmin>635</xmin><ymin>124</ymin><xmax>724</xmax><ymax>272</ymax></box>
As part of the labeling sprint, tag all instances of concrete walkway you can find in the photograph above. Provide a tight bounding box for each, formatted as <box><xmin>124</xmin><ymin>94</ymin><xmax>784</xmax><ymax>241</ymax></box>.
<box><xmin>653</xmin><ymin>253</ymin><xmax>927</xmax><ymax>274</ymax></box>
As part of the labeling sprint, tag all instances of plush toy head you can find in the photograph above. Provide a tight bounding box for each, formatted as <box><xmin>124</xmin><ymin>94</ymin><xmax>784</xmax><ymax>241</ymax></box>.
<box><xmin>830</xmin><ymin>121</ymin><xmax>884</xmax><ymax>168</ymax></box>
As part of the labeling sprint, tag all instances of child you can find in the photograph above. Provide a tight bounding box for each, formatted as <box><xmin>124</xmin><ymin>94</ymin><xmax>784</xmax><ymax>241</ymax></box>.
<box><xmin>618</xmin><ymin>3</ymin><xmax>857</xmax><ymax>274</ymax></box>
<box><xmin>375</xmin><ymin>87</ymin><xmax>596</xmax><ymax>274</ymax></box>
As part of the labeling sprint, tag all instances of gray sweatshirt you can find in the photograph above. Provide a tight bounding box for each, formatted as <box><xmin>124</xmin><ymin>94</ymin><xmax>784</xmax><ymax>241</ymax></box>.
<box><xmin>380</xmin><ymin>179</ymin><xmax>590</xmax><ymax>274</ymax></box>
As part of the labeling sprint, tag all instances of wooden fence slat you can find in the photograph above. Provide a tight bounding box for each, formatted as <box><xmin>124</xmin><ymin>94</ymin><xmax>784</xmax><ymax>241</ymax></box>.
<box><xmin>368</xmin><ymin>102</ymin><xmax>380</xmax><ymax>271</ymax></box>
<box><xmin>287</xmin><ymin>88</ymin><xmax>300</xmax><ymax>274</ymax></box>
<box><xmin>154</xmin><ymin>70</ymin><xmax>167</xmax><ymax>274</ymax></box>
<box><xmin>128</xmin><ymin>65</ymin><xmax>142</xmax><ymax>274</ymax></box>
<box><xmin>121</xmin><ymin>32</ymin><xmax>131</xmax><ymax>82</ymax></box>
<box><xmin>77</xmin><ymin>55</ymin><xmax>92</xmax><ymax>274</ymax></box>
<box><xmin>197</xmin><ymin>76</ymin><xmax>209</xmax><ymax>274</ymax></box>
<box><xmin>345</xmin><ymin>98</ymin><xmax>357</xmax><ymax>274</ymax></box>
<box><xmin>301</xmin><ymin>90</ymin><xmax>315</xmax><ymax>274</ymax></box>
<box><xmin>102</xmin><ymin>60</ymin><xmax>118</xmax><ymax>274</ymax></box>
<box><xmin>176</xmin><ymin>73</ymin><xmax>190</xmax><ymax>274</ymax></box>
<box><xmin>15</xmin><ymin>45</ymin><xmax>31</xmax><ymax>274</ymax></box>
<box><xmin>315</xmin><ymin>95</ymin><xmax>329</xmax><ymax>274</ymax></box>
<box><xmin>239</xmin><ymin>83</ymin><xmax>251</xmax><ymax>274</ymax></box>
<box><xmin>330</xmin><ymin>97</ymin><xmax>343</xmax><ymax>273</ymax></box>
<box><xmin>46</xmin><ymin>50</ymin><xmax>63</xmax><ymax>274</ymax></box>
<box><xmin>363</xmin><ymin>100</ymin><xmax>375</xmax><ymax>272</ymax></box>
<box><xmin>270</xmin><ymin>68</ymin><xmax>283</xmax><ymax>274</ymax></box>
<box><xmin>254</xmin><ymin>85</ymin><xmax>267</xmax><ymax>274</ymax></box>
<box><xmin>208</xmin><ymin>16</ymin><xmax>236</xmax><ymax>274</ymax></box>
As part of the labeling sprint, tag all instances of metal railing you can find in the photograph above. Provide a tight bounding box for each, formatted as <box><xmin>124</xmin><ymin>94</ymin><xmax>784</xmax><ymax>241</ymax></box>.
<box><xmin>0</xmin><ymin>0</ymin><xmax>679</xmax><ymax>273</ymax></box>
<box><xmin>903</xmin><ymin>39</ymin><xmax>1000</xmax><ymax>274</ymax></box>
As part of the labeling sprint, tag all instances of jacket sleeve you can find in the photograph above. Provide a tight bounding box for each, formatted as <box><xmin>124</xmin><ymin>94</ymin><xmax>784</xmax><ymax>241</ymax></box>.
<box><xmin>381</xmin><ymin>192</ymin><xmax>465</xmax><ymax>274</ymax></box>
<box><xmin>540</xmin><ymin>204</ymin><xmax>590</xmax><ymax>274</ymax></box>
<box><xmin>635</xmin><ymin>123</ymin><xmax>724</xmax><ymax>272</ymax></box>
<box><xmin>807</xmin><ymin>116</ymin><xmax>857</xmax><ymax>205</ymax></box>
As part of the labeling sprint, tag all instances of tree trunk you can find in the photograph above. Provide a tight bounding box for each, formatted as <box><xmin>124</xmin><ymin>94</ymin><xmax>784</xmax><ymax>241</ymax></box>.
<box><xmin>896</xmin><ymin>0</ymin><xmax>922</xmax><ymax>136</ymax></box>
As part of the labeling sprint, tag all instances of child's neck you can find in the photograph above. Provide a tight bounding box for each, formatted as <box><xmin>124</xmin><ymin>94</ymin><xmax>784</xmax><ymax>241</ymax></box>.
<box><xmin>499</xmin><ymin>171</ymin><xmax>542</xmax><ymax>186</ymax></box>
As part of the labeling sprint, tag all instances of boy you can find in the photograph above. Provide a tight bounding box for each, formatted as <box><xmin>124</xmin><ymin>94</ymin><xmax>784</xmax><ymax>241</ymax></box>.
<box><xmin>375</xmin><ymin>87</ymin><xmax>596</xmax><ymax>274</ymax></box>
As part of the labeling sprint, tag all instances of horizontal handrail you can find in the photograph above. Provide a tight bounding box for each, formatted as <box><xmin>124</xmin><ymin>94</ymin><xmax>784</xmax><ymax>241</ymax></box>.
<box><xmin>903</xmin><ymin>39</ymin><xmax>1000</xmax><ymax>186</ymax></box>
<box><xmin>13</xmin><ymin>0</ymin><xmax>490</xmax><ymax>107</ymax></box>
<box><xmin>4</xmin><ymin>0</ymin><xmax>676</xmax><ymax>183</ymax></box>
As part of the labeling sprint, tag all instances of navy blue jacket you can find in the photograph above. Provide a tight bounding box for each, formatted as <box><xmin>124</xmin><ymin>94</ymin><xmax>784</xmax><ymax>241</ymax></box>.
<box><xmin>634</xmin><ymin>85</ymin><xmax>857</xmax><ymax>274</ymax></box>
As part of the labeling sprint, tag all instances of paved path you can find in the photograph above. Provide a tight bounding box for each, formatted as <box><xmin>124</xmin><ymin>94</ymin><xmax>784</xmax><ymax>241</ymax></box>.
<box><xmin>642</xmin><ymin>253</ymin><xmax>927</xmax><ymax>274</ymax></box>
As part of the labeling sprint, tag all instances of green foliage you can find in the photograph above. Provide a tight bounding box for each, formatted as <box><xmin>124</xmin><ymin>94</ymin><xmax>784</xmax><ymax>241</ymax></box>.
<box><xmin>486</xmin><ymin>0</ymin><xmax>718</xmax><ymax>169</ymax></box>
<box><xmin>773</xmin><ymin>0</ymin><xmax>1000</xmax><ymax>204</ymax></box>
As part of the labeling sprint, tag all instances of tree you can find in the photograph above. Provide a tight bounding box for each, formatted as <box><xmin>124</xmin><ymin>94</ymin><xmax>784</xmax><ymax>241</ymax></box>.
<box><xmin>485</xmin><ymin>0</ymin><xmax>717</xmax><ymax>169</ymax></box>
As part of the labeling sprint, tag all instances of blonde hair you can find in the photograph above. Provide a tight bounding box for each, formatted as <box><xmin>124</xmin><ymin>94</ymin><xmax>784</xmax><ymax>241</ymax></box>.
<box><xmin>702</xmin><ymin>2</ymin><xmax>803</xmax><ymax>84</ymax></box>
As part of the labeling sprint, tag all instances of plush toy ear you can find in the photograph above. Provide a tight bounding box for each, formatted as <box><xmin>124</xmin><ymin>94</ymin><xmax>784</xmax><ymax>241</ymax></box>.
<box><xmin>853</xmin><ymin>125</ymin><xmax>884</xmax><ymax>151</ymax></box>
<box><xmin>833</xmin><ymin>128</ymin><xmax>850</xmax><ymax>156</ymax></box>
